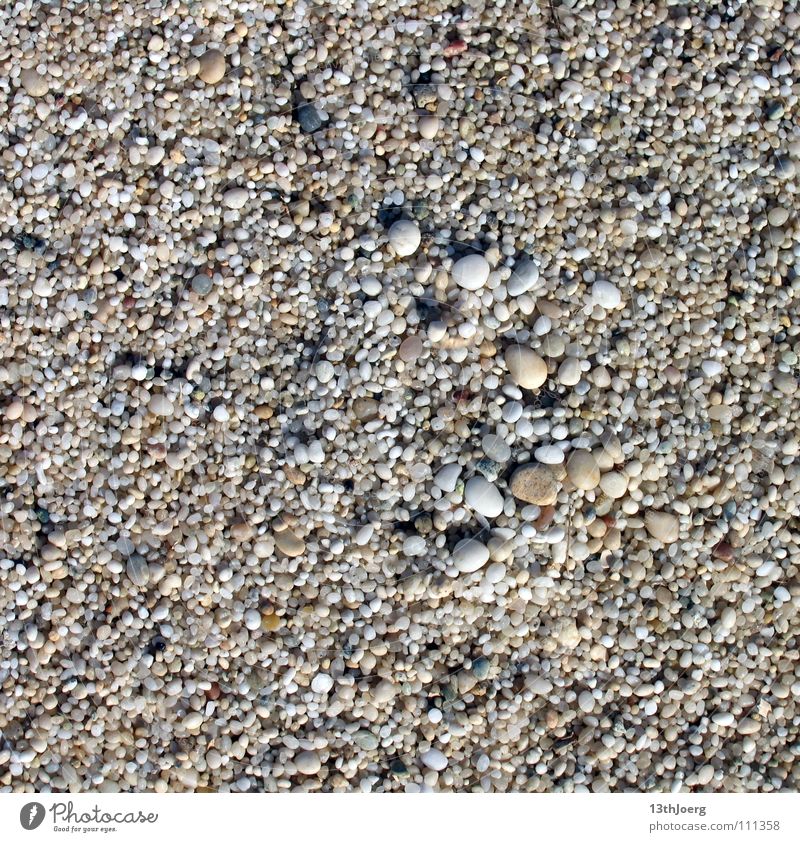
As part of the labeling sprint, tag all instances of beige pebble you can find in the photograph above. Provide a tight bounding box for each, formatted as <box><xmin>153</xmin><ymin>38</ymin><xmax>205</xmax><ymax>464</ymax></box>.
<box><xmin>645</xmin><ymin>510</ymin><xmax>680</xmax><ymax>544</ymax></box>
<box><xmin>566</xmin><ymin>450</ymin><xmax>601</xmax><ymax>491</ymax></box>
<box><xmin>599</xmin><ymin>471</ymin><xmax>628</xmax><ymax>499</ymax></box>
<box><xmin>510</xmin><ymin>464</ymin><xmax>559</xmax><ymax>505</ymax></box>
<box><xmin>19</xmin><ymin>67</ymin><xmax>49</xmax><ymax>97</ymax></box>
<box><xmin>274</xmin><ymin>529</ymin><xmax>305</xmax><ymax>557</ymax></box>
<box><xmin>295</xmin><ymin>750</ymin><xmax>321</xmax><ymax>775</ymax></box>
<box><xmin>418</xmin><ymin>115</ymin><xmax>440</xmax><ymax>139</ymax></box>
<box><xmin>504</xmin><ymin>346</ymin><xmax>548</xmax><ymax>390</ymax></box>
<box><xmin>197</xmin><ymin>49</ymin><xmax>226</xmax><ymax>84</ymax></box>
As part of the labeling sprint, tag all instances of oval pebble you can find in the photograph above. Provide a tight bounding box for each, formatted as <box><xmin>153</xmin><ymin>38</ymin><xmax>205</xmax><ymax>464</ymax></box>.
<box><xmin>388</xmin><ymin>219</ymin><xmax>421</xmax><ymax>257</ymax></box>
<box><xmin>464</xmin><ymin>476</ymin><xmax>504</xmax><ymax>518</ymax></box>
<box><xmin>505</xmin><ymin>346</ymin><xmax>548</xmax><ymax>390</ymax></box>
<box><xmin>452</xmin><ymin>254</ymin><xmax>490</xmax><ymax>290</ymax></box>
<box><xmin>197</xmin><ymin>49</ymin><xmax>226</xmax><ymax>84</ymax></box>
<box><xmin>126</xmin><ymin>555</ymin><xmax>149</xmax><ymax>587</ymax></box>
<box><xmin>452</xmin><ymin>538</ymin><xmax>490</xmax><ymax>573</ymax></box>
<box><xmin>295</xmin><ymin>751</ymin><xmax>321</xmax><ymax>775</ymax></box>
<box><xmin>567</xmin><ymin>450</ymin><xmax>601</xmax><ymax>491</ymax></box>
<box><xmin>510</xmin><ymin>464</ymin><xmax>559</xmax><ymax>505</ymax></box>
<box><xmin>420</xmin><ymin>748</ymin><xmax>448</xmax><ymax>771</ymax></box>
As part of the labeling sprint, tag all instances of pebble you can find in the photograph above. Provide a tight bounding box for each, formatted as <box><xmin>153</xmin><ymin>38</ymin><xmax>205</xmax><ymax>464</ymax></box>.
<box><xmin>510</xmin><ymin>464</ymin><xmax>559</xmax><ymax>505</ymax></box>
<box><xmin>223</xmin><ymin>188</ymin><xmax>249</xmax><ymax>209</ymax></box>
<box><xmin>508</xmin><ymin>258</ymin><xmax>541</xmax><ymax>296</ymax></box>
<box><xmin>243</xmin><ymin>609</ymin><xmax>261</xmax><ymax>631</ymax></box>
<box><xmin>452</xmin><ymin>254</ymin><xmax>490</xmax><ymax>290</ymax></box>
<box><xmin>535</xmin><ymin>445</ymin><xmax>565</xmax><ymax>465</ymax></box>
<box><xmin>148</xmin><ymin>394</ymin><xmax>174</xmax><ymax>417</ymax></box>
<box><xmin>296</xmin><ymin>103</ymin><xmax>323</xmax><ymax>133</ymax></box>
<box><xmin>566</xmin><ymin>451</ymin><xmax>601</xmax><ymax>491</ymax></box>
<box><xmin>591</xmin><ymin>280</ymin><xmax>621</xmax><ymax>309</ymax></box>
<box><xmin>388</xmin><ymin>219</ymin><xmax>421</xmax><ymax>257</ymax></box>
<box><xmin>420</xmin><ymin>749</ymin><xmax>448</xmax><ymax>771</ymax></box>
<box><xmin>418</xmin><ymin>115</ymin><xmax>440</xmax><ymax>139</ymax></box>
<box><xmin>274</xmin><ymin>530</ymin><xmax>305</xmax><ymax>557</ymax></box>
<box><xmin>434</xmin><ymin>463</ymin><xmax>462</xmax><ymax>493</ymax></box>
<box><xmin>482</xmin><ymin>434</ymin><xmax>511</xmax><ymax>463</ymax></box>
<box><xmin>472</xmin><ymin>657</ymin><xmax>490</xmax><ymax>680</ymax></box>
<box><xmin>126</xmin><ymin>555</ymin><xmax>149</xmax><ymax>588</ymax></box>
<box><xmin>295</xmin><ymin>751</ymin><xmax>321</xmax><ymax>775</ymax></box>
<box><xmin>1</xmin><ymin>2</ymin><xmax>796</xmax><ymax>797</ymax></box>
<box><xmin>557</xmin><ymin>357</ymin><xmax>582</xmax><ymax>387</ymax></box>
<box><xmin>191</xmin><ymin>274</ymin><xmax>214</xmax><ymax>295</ymax></box>
<box><xmin>599</xmin><ymin>471</ymin><xmax>627</xmax><ymax>499</ymax></box>
<box><xmin>371</xmin><ymin>680</ymin><xmax>397</xmax><ymax>704</ymax></box>
<box><xmin>464</xmin><ymin>476</ymin><xmax>504</xmax><ymax>518</ymax></box>
<box><xmin>19</xmin><ymin>68</ymin><xmax>49</xmax><ymax>97</ymax></box>
<box><xmin>452</xmin><ymin>539</ymin><xmax>490</xmax><ymax>574</ymax></box>
<box><xmin>505</xmin><ymin>346</ymin><xmax>547</xmax><ymax>390</ymax></box>
<box><xmin>645</xmin><ymin>511</ymin><xmax>680</xmax><ymax>544</ymax></box>
<box><xmin>311</xmin><ymin>674</ymin><xmax>334</xmax><ymax>694</ymax></box>
<box><xmin>197</xmin><ymin>49</ymin><xmax>226</xmax><ymax>84</ymax></box>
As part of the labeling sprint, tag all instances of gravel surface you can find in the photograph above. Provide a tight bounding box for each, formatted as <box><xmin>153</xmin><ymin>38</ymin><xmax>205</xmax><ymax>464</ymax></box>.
<box><xmin>1</xmin><ymin>0</ymin><xmax>799</xmax><ymax>793</ymax></box>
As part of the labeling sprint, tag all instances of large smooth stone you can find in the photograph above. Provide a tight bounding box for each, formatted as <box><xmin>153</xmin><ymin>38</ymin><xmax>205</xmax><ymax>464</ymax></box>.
<box><xmin>452</xmin><ymin>538</ymin><xmax>490</xmax><ymax>573</ymax></box>
<box><xmin>505</xmin><ymin>346</ymin><xmax>547</xmax><ymax>390</ymax></box>
<box><xmin>452</xmin><ymin>254</ymin><xmax>490</xmax><ymax>290</ymax></box>
<box><xmin>464</xmin><ymin>477</ymin><xmax>504</xmax><ymax>518</ymax></box>
<box><xmin>388</xmin><ymin>219</ymin><xmax>421</xmax><ymax>257</ymax></box>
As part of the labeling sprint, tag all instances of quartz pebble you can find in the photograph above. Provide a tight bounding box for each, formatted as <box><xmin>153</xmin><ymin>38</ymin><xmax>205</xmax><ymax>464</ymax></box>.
<box><xmin>388</xmin><ymin>219</ymin><xmax>421</xmax><ymax>257</ymax></box>
<box><xmin>464</xmin><ymin>476</ymin><xmax>504</xmax><ymax>518</ymax></box>
<box><xmin>223</xmin><ymin>188</ymin><xmax>249</xmax><ymax>209</ymax></box>
<box><xmin>591</xmin><ymin>280</ymin><xmax>621</xmax><ymax>309</ymax></box>
<box><xmin>505</xmin><ymin>346</ymin><xmax>548</xmax><ymax>390</ymax></box>
<box><xmin>295</xmin><ymin>751</ymin><xmax>321</xmax><ymax>775</ymax></box>
<box><xmin>420</xmin><ymin>749</ymin><xmax>448</xmax><ymax>771</ymax></box>
<box><xmin>452</xmin><ymin>254</ymin><xmax>490</xmax><ymax>290</ymax></box>
<box><xmin>452</xmin><ymin>539</ymin><xmax>490</xmax><ymax>573</ymax></box>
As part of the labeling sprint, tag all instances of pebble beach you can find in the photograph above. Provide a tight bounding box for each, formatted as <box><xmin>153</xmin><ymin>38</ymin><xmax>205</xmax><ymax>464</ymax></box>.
<box><xmin>1</xmin><ymin>0</ymin><xmax>799</xmax><ymax>793</ymax></box>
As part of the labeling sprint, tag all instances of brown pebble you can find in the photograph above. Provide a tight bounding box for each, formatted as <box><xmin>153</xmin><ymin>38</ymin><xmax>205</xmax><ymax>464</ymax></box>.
<box><xmin>205</xmin><ymin>682</ymin><xmax>221</xmax><ymax>701</ymax></box>
<box><xmin>713</xmin><ymin>541</ymin><xmax>734</xmax><ymax>562</ymax></box>
<box><xmin>535</xmin><ymin>505</ymin><xmax>556</xmax><ymax>530</ymax></box>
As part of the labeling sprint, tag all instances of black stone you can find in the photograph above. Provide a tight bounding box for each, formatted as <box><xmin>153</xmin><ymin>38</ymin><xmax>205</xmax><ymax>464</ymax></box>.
<box><xmin>296</xmin><ymin>103</ymin><xmax>322</xmax><ymax>133</ymax></box>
